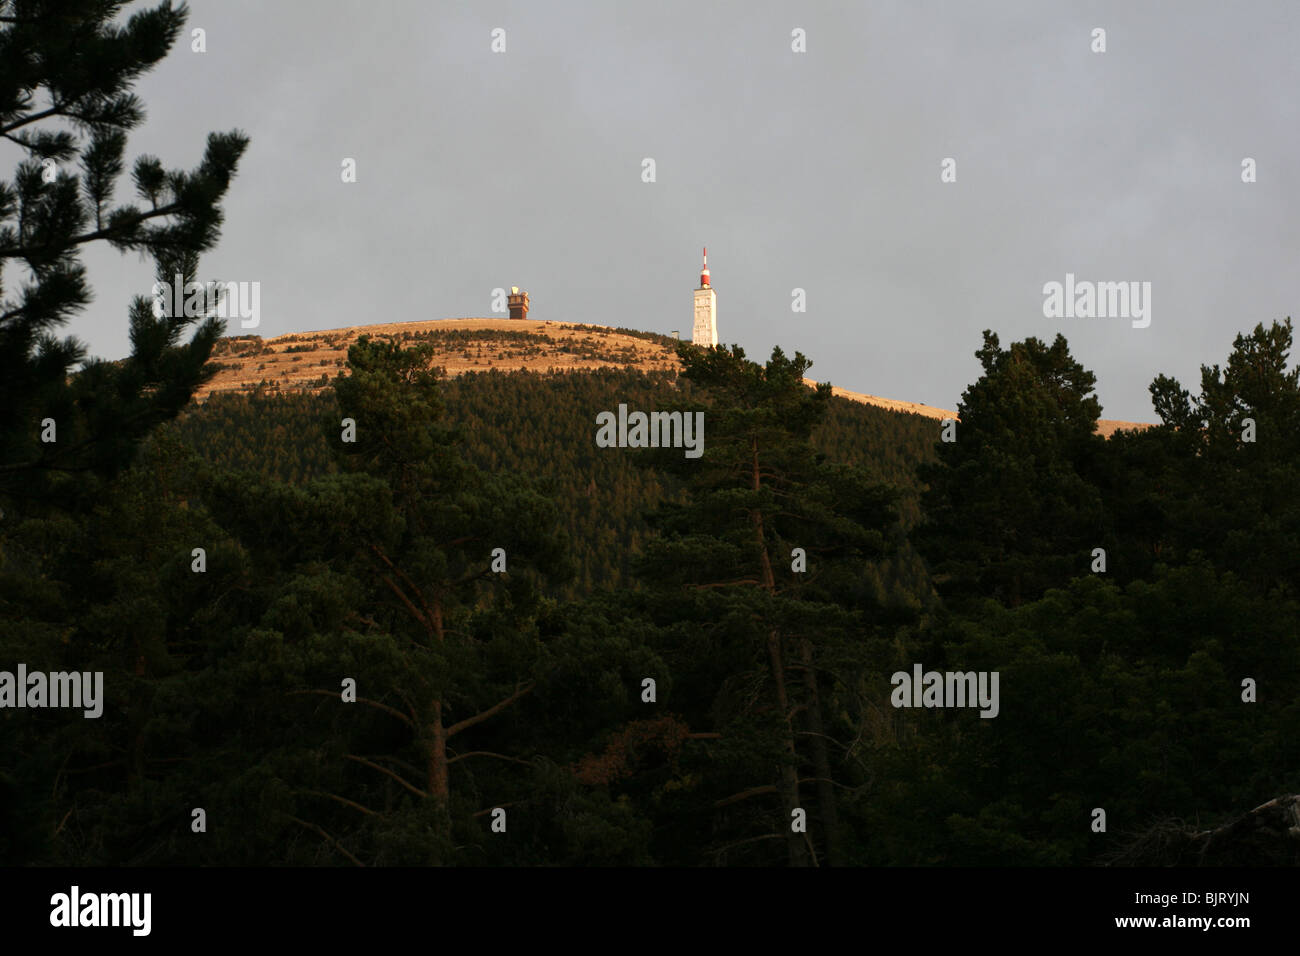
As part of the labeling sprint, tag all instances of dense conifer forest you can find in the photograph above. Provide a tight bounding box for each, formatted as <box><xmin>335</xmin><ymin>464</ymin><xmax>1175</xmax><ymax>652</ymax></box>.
<box><xmin>4</xmin><ymin>327</ymin><xmax>1298</xmax><ymax>866</ymax></box>
<box><xmin>162</xmin><ymin>366</ymin><xmax>938</xmax><ymax>602</ymax></box>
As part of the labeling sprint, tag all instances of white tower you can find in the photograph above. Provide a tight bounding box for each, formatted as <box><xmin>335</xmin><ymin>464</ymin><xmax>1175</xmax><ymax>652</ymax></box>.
<box><xmin>692</xmin><ymin>247</ymin><xmax>717</xmax><ymax>347</ymax></box>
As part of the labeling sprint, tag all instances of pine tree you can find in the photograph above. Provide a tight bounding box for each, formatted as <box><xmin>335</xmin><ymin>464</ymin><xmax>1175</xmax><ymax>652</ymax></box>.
<box><xmin>0</xmin><ymin>1</ymin><xmax>247</xmax><ymax>864</ymax></box>
<box><xmin>0</xmin><ymin>0</ymin><xmax>249</xmax><ymax>513</ymax></box>
<box><xmin>198</xmin><ymin>337</ymin><xmax>571</xmax><ymax>863</ymax></box>
<box><xmin>1141</xmin><ymin>318</ymin><xmax>1300</xmax><ymax>595</ymax></box>
<box><xmin>632</xmin><ymin>343</ymin><xmax>898</xmax><ymax>865</ymax></box>
<box><xmin>916</xmin><ymin>330</ymin><xmax>1105</xmax><ymax>607</ymax></box>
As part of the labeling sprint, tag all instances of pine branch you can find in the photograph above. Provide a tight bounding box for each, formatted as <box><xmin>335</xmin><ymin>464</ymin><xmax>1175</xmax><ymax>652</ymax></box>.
<box><xmin>0</xmin><ymin>104</ymin><xmax>64</xmax><ymax>135</ymax></box>
<box><xmin>298</xmin><ymin>789</ymin><xmax>380</xmax><ymax>817</ymax></box>
<box><xmin>1</xmin><ymin>201</ymin><xmax>183</xmax><ymax>259</ymax></box>
<box><xmin>344</xmin><ymin>754</ymin><xmax>428</xmax><ymax>798</ymax></box>
<box><xmin>378</xmin><ymin>572</ymin><xmax>429</xmax><ymax>631</ymax></box>
<box><xmin>371</xmin><ymin>543</ymin><xmax>440</xmax><ymax>636</ymax></box>
<box><xmin>286</xmin><ymin>815</ymin><xmax>365</xmax><ymax>867</ymax></box>
<box><xmin>447</xmin><ymin>750</ymin><xmax>533</xmax><ymax>767</ymax></box>
<box><xmin>286</xmin><ymin>689</ymin><xmax>415</xmax><ymax>730</ymax></box>
<box><xmin>714</xmin><ymin>777</ymin><xmax>833</xmax><ymax>808</ymax></box>
<box><xmin>714</xmin><ymin>784</ymin><xmax>777</xmax><ymax>808</ymax></box>
<box><xmin>446</xmin><ymin>681</ymin><xmax>535</xmax><ymax>738</ymax></box>
<box><xmin>710</xmin><ymin>833</ymin><xmax>784</xmax><ymax>859</ymax></box>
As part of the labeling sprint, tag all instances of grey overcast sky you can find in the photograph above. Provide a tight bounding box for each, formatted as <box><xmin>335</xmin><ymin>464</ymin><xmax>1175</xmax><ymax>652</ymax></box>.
<box><xmin>33</xmin><ymin>0</ymin><xmax>1300</xmax><ymax>422</ymax></box>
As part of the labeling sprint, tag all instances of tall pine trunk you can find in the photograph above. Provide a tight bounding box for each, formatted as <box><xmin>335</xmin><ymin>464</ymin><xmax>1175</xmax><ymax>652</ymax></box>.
<box><xmin>800</xmin><ymin>638</ymin><xmax>841</xmax><ymax>865</ymax></box>
<box><xmin>426</xmin><ymin>595</ymin><xmax>452</xmax><ymax>841</ymax></box>
<box><xmin>753</xmin><ymin>439</ymin><xmax>811</xmax><ymax>866</ymax></box>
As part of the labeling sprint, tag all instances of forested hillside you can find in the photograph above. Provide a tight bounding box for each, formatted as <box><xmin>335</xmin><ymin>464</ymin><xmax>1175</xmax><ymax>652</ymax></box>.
<box><xmin>163</xmin><ymin>366</ymin><xmax>938</xmax><ymax>602</ymax></box>
<box><xmin>5</xmin><ymin>326</ymin><xmax>1300</xmax><ymax>867</ymax></box>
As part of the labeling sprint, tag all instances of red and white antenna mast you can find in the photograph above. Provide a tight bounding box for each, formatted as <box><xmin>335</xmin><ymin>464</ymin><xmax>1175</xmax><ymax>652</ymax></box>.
<box><xmin>700</xmin><ymin>247</ymin><xmax>710</xmax><ymax>288</ymax></box>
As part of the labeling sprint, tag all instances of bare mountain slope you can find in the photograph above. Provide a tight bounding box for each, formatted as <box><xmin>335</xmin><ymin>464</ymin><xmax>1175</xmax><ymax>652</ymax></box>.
<box><xmin>198</xmin><ymin>317</ymin><xmax>1152</xmax><ymax>436</ymax></box>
